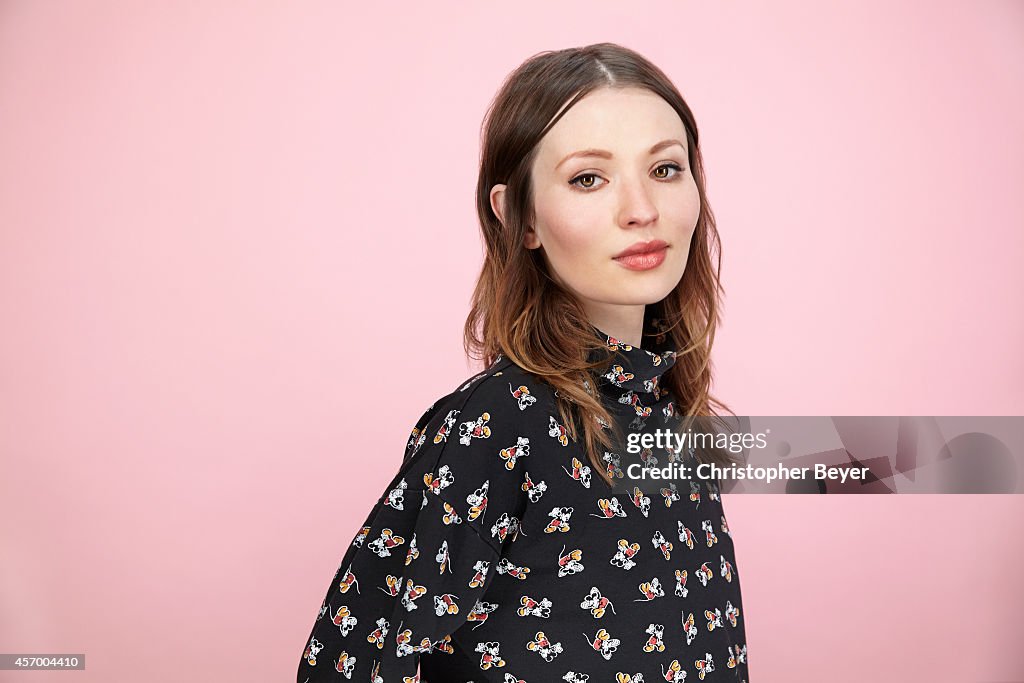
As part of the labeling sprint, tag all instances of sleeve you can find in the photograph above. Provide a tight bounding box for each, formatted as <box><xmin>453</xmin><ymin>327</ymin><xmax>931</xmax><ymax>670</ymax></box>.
<box><xmin>297</xmin><ymin>374</ymin><xmax>535</xmax><ymax>682</ymax></box>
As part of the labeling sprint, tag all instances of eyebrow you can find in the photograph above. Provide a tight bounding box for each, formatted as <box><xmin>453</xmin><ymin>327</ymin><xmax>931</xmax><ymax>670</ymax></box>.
<box><xmin>555</xmin><ymin>138</ymin><xmax>687</xmax><ymax>170</ymax></box>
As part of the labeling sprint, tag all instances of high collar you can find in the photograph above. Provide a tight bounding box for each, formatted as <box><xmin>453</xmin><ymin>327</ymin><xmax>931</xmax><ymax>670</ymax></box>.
<box><xmin>588</xmin><ymin>319</ymin><xmax>677</xmax><ymax>401</ymax></box>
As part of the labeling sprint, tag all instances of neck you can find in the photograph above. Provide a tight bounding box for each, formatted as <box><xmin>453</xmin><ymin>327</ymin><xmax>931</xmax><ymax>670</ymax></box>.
<box><xmin>587</xmin><ymin>322</ymin><xmax>678</xmax><ymax>402</ymax></box>
<box><xmin>583</xmin><ymin>305</ymin><xmax>646</xmax><ymax>348</ymax></box>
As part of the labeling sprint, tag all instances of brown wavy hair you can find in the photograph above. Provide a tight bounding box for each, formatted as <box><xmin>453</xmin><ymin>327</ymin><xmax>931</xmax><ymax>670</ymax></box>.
<box><xmin>464</xmin><ymin>43</ymin><xmax>737</xmax><ymax>486</ymax></box>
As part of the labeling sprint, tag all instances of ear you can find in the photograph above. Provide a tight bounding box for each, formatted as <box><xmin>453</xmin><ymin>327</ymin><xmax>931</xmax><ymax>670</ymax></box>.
<box><xmin>489</xmin><ymin>184</ymin><xmax>508</xmax><ymax>226</ymax></box>
<box><xmin>491</xmin><ymin>183</ymin><xmax>541</xmax><ymax>250</ymax></box>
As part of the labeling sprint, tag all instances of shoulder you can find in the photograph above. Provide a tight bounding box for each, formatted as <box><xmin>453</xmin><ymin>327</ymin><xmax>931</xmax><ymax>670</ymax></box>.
<box><xmin>407</xmin><ymin>356</ymin><xmax>554</xmax><ymax>442</ymax></box>
<box><xmin>457</xmin><ymin>356</ymin><xmax>556</xmax><ymax>418</ymax></box>
<box><xmin>400</xmin><ymin>355</ymin><xmax>563</xmax><ymax>476</ymax></box>
<box><xmin>392</xmin><ymin>357</ymin><xmax>561</xmax><ymax>548</ymax></box>
<box><xmin>453</xmin><ymin>354</ymin><xmax>555</xmax><ymax>408</ymax></box>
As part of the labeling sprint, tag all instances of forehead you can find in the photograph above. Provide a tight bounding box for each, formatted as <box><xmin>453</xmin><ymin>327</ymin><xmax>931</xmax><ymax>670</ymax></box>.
<box><xmin>535</xmin><ymin>87</ymin><xmax>687</xmax><ymax>162</ymax></box>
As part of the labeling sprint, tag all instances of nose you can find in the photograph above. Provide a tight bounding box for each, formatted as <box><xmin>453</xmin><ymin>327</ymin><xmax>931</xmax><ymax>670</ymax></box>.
<box><xmin>617</xmin><ymin>175</ymin><xmax>659</xmax><ymax>228</ymax></box>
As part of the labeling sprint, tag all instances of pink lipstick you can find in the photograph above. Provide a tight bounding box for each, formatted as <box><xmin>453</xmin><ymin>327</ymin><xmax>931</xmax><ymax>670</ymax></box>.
<box><xmin>613</xmin><ymin>240</ymin><xmax>669</xmax><ymax>271</ymax></box>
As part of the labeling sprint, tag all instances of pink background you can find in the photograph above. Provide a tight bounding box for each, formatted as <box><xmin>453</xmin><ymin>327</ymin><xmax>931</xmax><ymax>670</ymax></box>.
<box><xmin>2</xmin><ymin>1</ymin><xmax>1023</xmax><ymax>681</ymax></box>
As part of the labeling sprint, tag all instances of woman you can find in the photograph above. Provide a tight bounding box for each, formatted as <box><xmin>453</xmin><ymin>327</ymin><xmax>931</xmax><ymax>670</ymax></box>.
<box><xmin>298</xmin><ymin>43</ymin><xmax>749</xmax><ymax>683</ymax></box>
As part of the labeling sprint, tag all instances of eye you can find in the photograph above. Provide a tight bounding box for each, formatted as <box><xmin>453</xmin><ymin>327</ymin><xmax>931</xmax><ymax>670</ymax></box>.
<box><xmin>653</xmin><ymin>162</ymin><xmax>685</xmax><ymax>179</ymax></box>
<box><xmin>568</xmin><ymin>173</ymin><xmax>605</xmax><ymax>190</ymax></box>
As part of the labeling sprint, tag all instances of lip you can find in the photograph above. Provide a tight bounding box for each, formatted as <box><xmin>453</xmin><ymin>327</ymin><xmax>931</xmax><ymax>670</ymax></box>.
<box><xmin>614</xmin><ymin>247</ymin><xmax>667</xmax><ymax>271</ymax></box>
<box><xmin>613</xmin><ymin>239</ymin><xmax>669</xmax><ymax>259</ymax></box>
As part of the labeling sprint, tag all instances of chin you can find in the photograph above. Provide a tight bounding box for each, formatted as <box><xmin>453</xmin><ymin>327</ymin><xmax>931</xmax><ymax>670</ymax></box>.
<box><xmin>601</xmin><ymin>285</ymin><xmax>677</xmax><ymax>307</ymax></box>
<box><xmin>613</xmin><ymin>273</ymin><xmax>680</xmax><ymax>301</ymax></box>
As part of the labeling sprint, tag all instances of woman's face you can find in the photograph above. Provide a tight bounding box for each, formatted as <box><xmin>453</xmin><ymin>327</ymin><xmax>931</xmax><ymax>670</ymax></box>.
<box><xmin>514</xmin><ymin>86</ymin><xmax>700</xmax><ymax>326</ymax></box>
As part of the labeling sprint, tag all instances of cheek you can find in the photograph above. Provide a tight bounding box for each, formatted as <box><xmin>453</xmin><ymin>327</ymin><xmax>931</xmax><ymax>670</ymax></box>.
<box><xmin>533</xmin><ymin>194</ymin><xmax>608</xmax><ymax>257</ymax></box>
<box><xmin>661</xmin><ymin>178</ymin><xmax>701</xmax><ymax>230</ymax></box>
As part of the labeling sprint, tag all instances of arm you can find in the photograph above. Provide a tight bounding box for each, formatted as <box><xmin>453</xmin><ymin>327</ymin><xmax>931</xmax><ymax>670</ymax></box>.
<box><xmin>297</xmin><ymin>373</ymin><xmax>533</xmax><ymax>681</ymax></box>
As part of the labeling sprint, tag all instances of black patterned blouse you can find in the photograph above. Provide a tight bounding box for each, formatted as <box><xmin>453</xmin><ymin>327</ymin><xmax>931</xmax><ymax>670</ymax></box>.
<box><xmin>298</xmin><ymin>324</ymin><xmax>749</xmax><ymax>683</ymax></box>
